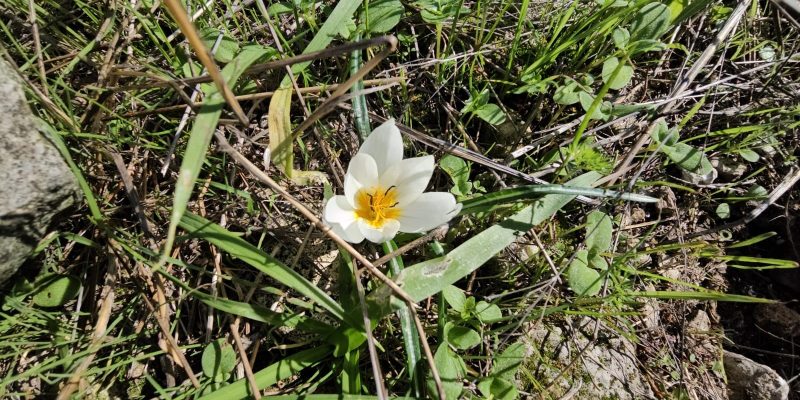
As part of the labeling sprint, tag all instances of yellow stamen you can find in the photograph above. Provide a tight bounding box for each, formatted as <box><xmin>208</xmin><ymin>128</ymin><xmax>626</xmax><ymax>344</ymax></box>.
<box><xmin>354</xmin><ymin>186</ymin><xmax>401</xmax><ymax>227</ymax></box>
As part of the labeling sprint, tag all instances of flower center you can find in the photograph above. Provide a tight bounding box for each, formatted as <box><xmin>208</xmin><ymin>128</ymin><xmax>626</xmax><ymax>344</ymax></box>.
<box><xmin>354</xmin><ymin>186</ymin><xmax>401</xmax><ymax>227</ymax></box>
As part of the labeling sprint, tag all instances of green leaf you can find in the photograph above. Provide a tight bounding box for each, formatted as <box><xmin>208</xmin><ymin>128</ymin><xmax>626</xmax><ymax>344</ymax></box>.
<box><xmin>578</xmin><ymin>91</ymin><xmax>611</xmax><ymax>120</ymax></box>
<box><xmin>601</xmin><ymin>57</ymin><xmax>634</xmax><ymax>90</ymax></box>
<box><xmin>492</xmin><ymin>341</ymin><xmax>525</xmax><ymax>382</ymax></box>
<box><xmin>567</xmin><ymin>250</ymin><xmax>602</xmax><ymax>296</ymax></box>
<box><xmin>197</xmin><ymin>346</ymin><xmax>332</xmax><ymax>400</ymax></box>
<box><xmin>361</xmin><ymin>0</ymin><xmax>404</xmax><ymax>33</ymax></box>
<box><xmin>427</xmin><ymin>345</ymin><xmax>465</xmax><ymax>400</ymax></box>
<box><xmin>661</xmin><ymin>143</ymin><xmax>707</xmax><ymax>172</ymax></box>
<box><xmin>202</xmin><ymin>339</ymin><xmax>237</xmax><ymax>382</ymax></box>
<box><xmin>626</xmin><ymin>39</ymin><xmax>667</xmax><ymax>54</ymax></box>
<box><xmin>200</xmin><ymin>28</ymin><xmax>240</xmax><ymax>63</ymax></box>
<box><xmin>439</xmin><ymin>155</ymin><xmax>472</xmax><ymax>196</ymax></box>
<box><xmin>553</xmin><ymin>79</ymin><xmax>581</xmax><ymax>105</ymax></box>
<box><xmin>445</xmin><ymin>323</ymin><xmax>481</xmax><ymax>350</ymax></box>
<box><xmin>630</xmin><ymin>2</ymin><xmax>672</xmax><ymax>41</ymax></box>
<box><xmin>442</xmin><ymin>285</ymin><xmax>467</xmax><ymax>312</ymax></box>
<box><xmin>475</xmin><ymin>104</ymin><xmax>507</xmax><ymax>125</ymax></box>
<box><xmin>585</xmin><ymin>210</ymin><xmax>613</xmax><ymax>253</ymax></box>
<box><xmin>417</xmin><ymin>0</ymin><xmax>469</xmax><ymax>24</ymax></box>
<box><xmin>716</xmin><ymin>203</ymin><xmax>731</xmax><ymax>219</ymax></box>
<box><xmin>613</xmin><ymin>27</ymin><xmax>630</xmax><ymax>49</ymax></box>
<box><xmin>163</xmin><ymin>46</ymin><xmax>271</xmax><ymax>260</ymax></box>
<box><xmin>31</xmin><ymin>275</ymin><xmax>80</xmax><ymax>308</ymax></box>
<box><xmin>738</xmin><ymin>149</ymin><xmax>760</xmax><ymax>162</ymax></box>
<box><xmin>475</xmin><ymin>301</ymin><xmax>502</xmax><ymax>323</ymax></box>
<box><xmin>477</xmin><ymin>377</ymin><xmax>518</xmax><ymax>400</ymax></box>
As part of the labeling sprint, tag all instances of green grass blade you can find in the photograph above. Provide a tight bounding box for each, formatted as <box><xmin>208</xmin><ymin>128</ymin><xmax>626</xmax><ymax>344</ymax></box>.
<box><xmin>39</xmin><ymin>120</ymin><xmax>103</xmax><ymax>223</ymax></box>
<box><xmin>633</xmin><ymin>291</ymin><xmax>772</xmax><ymax>303</ymax></box>
<box><xmin>383</xmin><ymin>241</ymin><xmax>422</xmax><ymax>398</ymax></box>
<box><xmin>459</xmin><ymin>184</ymin><xmax>658</xmax><ymax>215</ymax></box>
<box><xmin>351</xmin><ymin>32</ymin><xmax>371</xmax><ymax>140</ymax></box>
<box><xmin>196</xmin><ymin>346</ymin><xmax>333</xmax><ymax>400</ymax></box>
<box><xmin>156</xmin><ymin>266</ymin><xmax>332</xmax><ymax>334</ymax></box>
<box><xmin>179</xmin><ymin>212</ymin><xmax>347</xmax><ymax>322</ymax></box>
<box><xmin>163</xmin><ymin>46</ymin><xmax>272</xmax><ymax>259</ymax></box>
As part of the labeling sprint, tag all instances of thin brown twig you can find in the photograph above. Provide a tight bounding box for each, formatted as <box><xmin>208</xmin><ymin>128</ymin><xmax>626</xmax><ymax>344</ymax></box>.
<box><xmin>372</xmin><ymin>225</ymin><xmax>449</xmax><ymax>268</ymax></box>
<box><xmin>27</xmin><ymin>0</ymin><xmax>48</xmax><ymax>96</ymax></box>
<box><xmin>162</xmin><ymin>0</ymin><xmax>249</xmax><ymax>125</ymax></box>
<box><xmin>229</xmin><ymin>324</ymin><xmax>262</xmax><ymax>399</ymax></box>
<box><xmin>110</xmin><ymin>36</ymin><xmax>398</xmax><ymax>90</ymax></box>
<box><xmin>111</xmin><ymin>78</ymin><xmax>403</xmax><ymax>119</ymax></box>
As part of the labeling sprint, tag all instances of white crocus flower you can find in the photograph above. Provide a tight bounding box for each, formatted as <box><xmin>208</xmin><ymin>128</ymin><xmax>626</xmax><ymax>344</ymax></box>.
<box><xmin>323</xmin><ymin>119</ymin><xmax>461</xmax><ymax>244</ymax></box>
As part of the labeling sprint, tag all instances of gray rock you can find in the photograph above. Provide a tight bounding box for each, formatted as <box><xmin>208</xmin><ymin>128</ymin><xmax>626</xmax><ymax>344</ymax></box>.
<box><xmin>524</xmin><ymin>318</ymin><xmax>654</xmax><ymax>399</ymax></box>
<box><xmin>0</xmin><ymin>59</ymin><xmax>78</xmax><ymax>283</ymax></box>
<box><xmin>724</xmin><ymin>350</ymin><xmax>789</xmax><ymax>400</ymax></box>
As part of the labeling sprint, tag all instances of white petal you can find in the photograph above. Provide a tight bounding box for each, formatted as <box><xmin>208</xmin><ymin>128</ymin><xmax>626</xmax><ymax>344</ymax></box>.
<box><xmin>398</xmin><ymin>192</ymin><xmax>460</xmax><ymax>233</ymax></box>
<box><xmin>344</xmin><ymin>153</ymin><xmax>379</xmax><ymax>207</ymax></box>
<box><xmin>357</xmin><ymin>219</ymin><xmax>401</xmax><ymax>244</ymax></box>
<box><xmin>381</xmin><ymin>155</ymin><xmax>434</xmax><ymax>205</ymax></box>
<box><xmin>328</xmin><ymin>219</ymin><xmax>365</xmax><ymax>244</ymax></box>
<box><xmin>358</xmin><ymin>118</ymin><xmax>403</xmax><ymax>175</ymax></box>
<box><xmin>323</xmin><ymin>195</ymin><xmax>356</xmax><ymax>225</ymax></box>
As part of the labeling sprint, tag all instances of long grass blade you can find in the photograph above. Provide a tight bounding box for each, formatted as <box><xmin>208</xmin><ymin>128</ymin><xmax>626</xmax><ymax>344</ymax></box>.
<box><xmin>179</xmin><ymin>212</ymin><xmax>347</xmax><ymax>322</ymax></box>
<box><xmin>162</xmin><ymin>46</ymin><xmax>271</xmax><ymax>259</ymax></box>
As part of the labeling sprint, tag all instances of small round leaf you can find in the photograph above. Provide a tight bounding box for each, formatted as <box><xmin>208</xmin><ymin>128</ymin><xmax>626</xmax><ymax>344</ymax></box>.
<box><xmin>32</xmin><ymin>275</ymin><xmax>80</xmax><ymax>308</ymax></box>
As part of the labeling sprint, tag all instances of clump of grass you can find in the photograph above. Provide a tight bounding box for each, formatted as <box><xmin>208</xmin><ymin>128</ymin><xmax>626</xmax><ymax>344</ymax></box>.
<box><xmin>1</xmin><ymin>0</ymin><xmax>799</xmax><ymax>398</ymax></box>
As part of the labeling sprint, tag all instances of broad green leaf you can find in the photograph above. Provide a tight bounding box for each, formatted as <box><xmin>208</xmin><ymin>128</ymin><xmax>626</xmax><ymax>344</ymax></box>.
<box><xmin>461</xmin><ymin>88</ymin><xmax>490</xmax><ymax>113</ymax></box>
<box><xmin>567</xmin><ymin>250</ymin><xmax>602</xmax><ymax>296</ymax></box>
<box><xmin>612</xmin><ymin>27</ymin><xmax>630</xmax><ymax>49</ymax></box>
<box><xmin>601</xmin><ymin>57</ymin><xmax>634</xmax><ymax>90</ymax></box>
<box><xmin>585</xmin><ymin>210</ymin><xmax>613</xmax><ymax>253</ymax></box>
<box><xmin>267</xmin><ymin>0</ymin><xmax>362</xmax><ymax>180</ymax></box>
<box><xmin>475</xmin><ymin>104</ymin><xmax>507</xmax><ymax>125</ymax></box>
<box><xmin>630</xmin><ymin>2</ymin><xmax>672</xmax><ymax>41</ymax></box>
<box><xmin>716</xmin><ymin>203</ymin><xmax>730</xmax><ymax>219</ymax></box>
<box><xmin>442</xmin><ymin>285</ymin><xmax>467</xmax><ymax>312</ymax></box>
<box><xmin>200</xmin><ymin>28</ymin><xmax>239</xmax><ymax>63</ymax></box>
<box><xmin>475</xmin><ymin>301</ymin><xmax>502</xmax><ymax>323</ymax></box>
<box><xmin>417</xmin><ymin>0</ymin><xmax>469</xmax><ymax>24</ymax></box>
<box><xmin>578</xmin><ymin>91</ymin><xmax>611</xmax><ymax>120</ymax></box>
<box><xmin>31</xmin><ymin>275</ymin><xmax>80</xmax><ymax>308</ymax></box>
<box><xmin>427</xmin><ymin>345</ymin><xmax>465</xmax><ymax>400</ymax></box>
<box><xmin>179</xmin><ymin>213</ymin><xmax>347</xmax><ymax>322</ymax></box>
<box><xmin>626</xmin><ymin>39</ymin><xmax>668</xmax><ymax>55</ymax></box>
<box><xmin>445</xmin><ymin>323</ymin><xmax>481</xmax><ymax>350</ymax></box>
<box><xmin>649</xmin><ymin>118</ymin><xmax>678</xmax><ymax>146</ymax></box>
<box><xmin>440</xmin><ymin>155</ymin><xmax>472</xmax><ymax>196</ymax></box>
<box><xmin>163</xmin><ymin>47</ymin><xmax>271</xmax><ymax>259</ymax></box>
<box><xmin>553</xmin><ymin>79</ymin><xmax>581</xmax><ymax>105</ymax></box>
<box><xmin>477</xmin><ymin>377</ymin><xmax>518</xmax><ymax>400</ymax></box>
<box><xmin>492</xmin><ymin>341</ymin><xmax>525</xmax><ymax>382</ymax></box>
<box><xmin>361</xmin><ymin>0</ymin><xmax>404</xmax><ymax>33</ymax></box>
<box><xmin>738</xmin><ymin>149</ymin><xmax>760</xmax><ymax>162</ymax></box>
<box><xmin>202</xmin><ymin>339</ymin><xmax>237</xmax><ymax>382</ymax></box>
<box><xmin>197</xmin><ymin>346</ymin><xmax>332</xmax><ymax>400</ymax></box>
<box><xmin>388</xmin><ymin>172</ymin><xmax>601</xmax><ymax>304</ymax></box>
<box><xmin>661</xmin><ymin>143</ymin><xmax>710</xmax><ymax>173</ymax></box>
